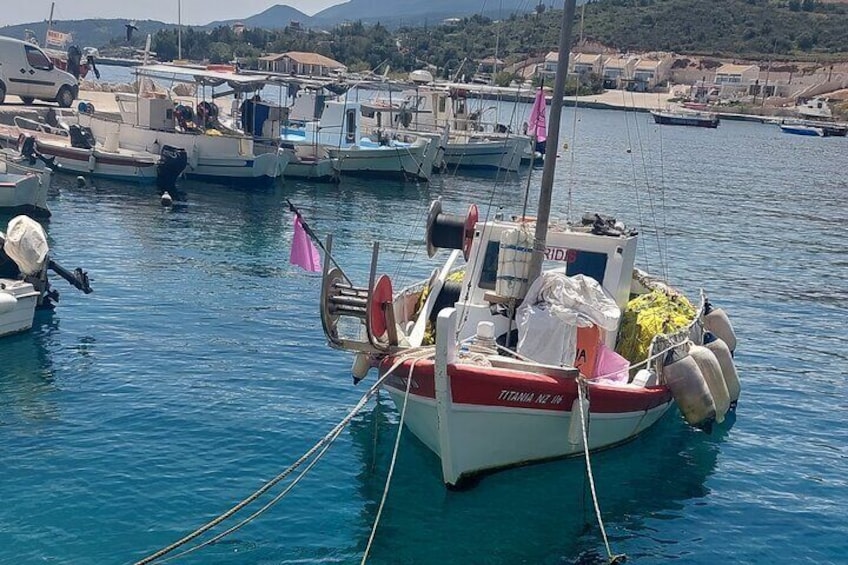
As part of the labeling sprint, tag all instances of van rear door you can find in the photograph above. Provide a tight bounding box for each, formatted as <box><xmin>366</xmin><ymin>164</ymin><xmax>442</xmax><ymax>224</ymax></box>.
<box><xmin>10</xmin><ymin>44</ymin><xmax>58</xmax><ymax>100</ymax></box>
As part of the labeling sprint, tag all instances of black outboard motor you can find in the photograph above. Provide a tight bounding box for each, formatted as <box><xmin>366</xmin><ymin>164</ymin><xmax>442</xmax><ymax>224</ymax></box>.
<box><xmin>18</xmin><ymin>134</ymin><xmax>38</xmax><ymax>164</ymax></box>
<box><xmin>157</xmin><ymin>145</ymin><xmax>187</xmax><ymax>191</ymax></box>
<box><xmin>17</xmin><ymin>133</ymin><xmax>56</xmax><ymax>168</ymax></box>
<box><xmin>68</xmin><ymin>124</ymin><xmax>95</xmax><ymax>149</ymax></box>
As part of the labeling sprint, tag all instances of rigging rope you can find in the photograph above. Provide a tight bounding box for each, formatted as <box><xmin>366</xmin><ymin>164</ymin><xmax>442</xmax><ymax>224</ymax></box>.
<box><xmin>133</xmin><ymin>348</ymin><xmax>435</xmax><ymax>565</ymax></box>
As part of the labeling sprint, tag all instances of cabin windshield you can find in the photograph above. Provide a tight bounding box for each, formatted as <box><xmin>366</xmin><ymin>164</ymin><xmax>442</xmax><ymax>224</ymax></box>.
<box><xmin>476</xmin><ymin>238</ymin><xmax>610</xmax><ymax>292</ymax></box>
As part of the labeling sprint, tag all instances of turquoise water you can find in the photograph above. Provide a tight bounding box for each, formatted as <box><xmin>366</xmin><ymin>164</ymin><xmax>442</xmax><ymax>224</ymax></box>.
<box><xmin>1</xmin><ymin>108</ymin><xmax>846</xmax><ymax>564</ymax></box>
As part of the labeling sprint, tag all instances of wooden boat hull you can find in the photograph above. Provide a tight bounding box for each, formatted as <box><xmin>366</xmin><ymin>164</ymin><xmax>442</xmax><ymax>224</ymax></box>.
<box><xmin>443</xmin><ymin>137</ymin><xmax>524</xmax><ymax>172</ymax></box>
<box><xmin>381</xmin><ymin>357</ymin><xmax>672</xmax><ymax>486</ymax></box>
<box><xmin>327</xmin><ymin>139</ymin><xmax>434</xmax><ymax>181</ymax></box>
<box><xmin>36</xmin><ymin>141</ymin><xmax>159</xmax><ymax>183</ymax></box>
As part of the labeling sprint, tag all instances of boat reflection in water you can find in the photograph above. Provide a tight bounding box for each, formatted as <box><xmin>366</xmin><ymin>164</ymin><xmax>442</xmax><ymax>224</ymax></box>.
<box><xmin>346</xmin><ymin>398</ymin><xmax>734</xmax><ymax>563</ymax></box>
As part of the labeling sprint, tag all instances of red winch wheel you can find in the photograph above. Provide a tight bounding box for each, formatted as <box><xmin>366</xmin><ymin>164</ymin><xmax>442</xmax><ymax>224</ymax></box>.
<box><xmin>463</xmin><ymin>203</ymin><xmax>478</xmax><ymax>261</ymax></box>
<box><xmin>369</xmin><ymin>274</ymin><xmax>394</xmax><ymax>338</ymax></box>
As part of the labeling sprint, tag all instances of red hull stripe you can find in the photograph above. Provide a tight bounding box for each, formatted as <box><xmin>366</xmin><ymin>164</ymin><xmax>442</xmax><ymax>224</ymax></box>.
<box><xmin>382</xmin><ymin>357</ymin><xmax>672</xmax><ymax>413</ymax></box>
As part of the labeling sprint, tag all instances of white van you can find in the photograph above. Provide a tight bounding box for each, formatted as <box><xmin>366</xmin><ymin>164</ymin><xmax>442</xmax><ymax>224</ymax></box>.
<box><xmin>0</xmin><ymin>36</ymin><xmax>78</xmax><ymax>107</ymax></box>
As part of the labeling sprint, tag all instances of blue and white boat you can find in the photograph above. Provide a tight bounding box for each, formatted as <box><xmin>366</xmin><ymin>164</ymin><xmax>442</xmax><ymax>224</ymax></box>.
<box><xmin>779</xmin><ymin>123</ymin><xmax>824</xmax><ymax>137</ymax></box>
<box><xmin>282</xmin><ymin>99</ymin><xmax>440</xmax><ymax>181</ymax></box>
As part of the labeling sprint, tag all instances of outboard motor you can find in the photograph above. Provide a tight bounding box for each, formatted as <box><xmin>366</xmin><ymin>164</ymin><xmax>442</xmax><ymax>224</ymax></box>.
<box><xmin>2</xmin><ymin>215</ymin><xmax>92</xmax><ymax>310</ymax></box>
<box><xmin>17</xmin><ymin>134</ymin><xmax>37</xmax><ymax>164</ymax></box>
<box><xmin>68</xmin><ymin>124</ymin><xmax>95</xmax><ymax>149</ymax></box>
<box><xmin>157</xmin><ymin>145</ymin><xmax>187</xmax><ymax>191</ymax></box>
<box><xmin>17</xmin><ymin>133</ymin><xmax>56</xmax><ymax>168</ymax></box>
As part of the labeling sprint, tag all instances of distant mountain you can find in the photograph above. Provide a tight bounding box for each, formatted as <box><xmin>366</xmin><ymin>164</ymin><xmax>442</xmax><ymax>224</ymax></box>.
<box><xmin>0</xmin><ymin>19</ymin><xmax>170</xmax><ymax>50</ymax></box>
<box><xmin>310</xmin><ymin>0</ymin><xmax>537</xmax><ymax>27</ymax></box>
<box><xmin>206</xmin><ymin>4</ymin><xmax>310</xmax><ymax>29</ymax></box>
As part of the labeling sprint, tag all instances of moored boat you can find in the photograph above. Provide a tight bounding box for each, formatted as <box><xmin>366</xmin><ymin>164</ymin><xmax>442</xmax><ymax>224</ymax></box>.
<box><xmin>1</xmin><ymin>215</ymin><xmax>92</xmax><ymax>338</ymax></box>
<box><xmin>780</xmin><ymin>123</ymin><xmax>824</xmax><ymax>137</ymax></box>
<box><xmin>316</xmin><ymin>0</ymin><xmax>741</xmax><ymax>488</ymax></box>
<box><xmin>651</xmin><ymin>108</ymin><xmax>720</xmax><ymax>128</ymax></box>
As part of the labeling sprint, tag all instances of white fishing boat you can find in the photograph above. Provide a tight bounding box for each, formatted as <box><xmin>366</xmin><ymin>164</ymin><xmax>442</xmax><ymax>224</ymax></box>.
<box><xmin>0</xmin><ymin>118</ymin><xmax>185</xmax><ymax>187</ymax></box>
<box><xmin>0</xmin><ymin>146</ymin><xmax>51</xmax><ymax>217</ymax></box>
<box><xmin>316</xmin><ymin>0</ymin><xmax>741</xmax><ymax>487</ymax></box>
<box><xmin>361</xmin><ymin>85</ymin><xmax>526</xmax><ymax>172</ymax></box>
<box><xmin>75</xmin><ymin>64</ymin><xmax>290</xmax><ymax>186</ymax></box>
<box><xmin>282</xmin><ymin>99</ymin><xmax>439</xmax><ymax>181</ymax></box>
<box><xmin>1</xmin><ymin>215</ymin><xmax>92</xmax><ymax>338</ymax></box>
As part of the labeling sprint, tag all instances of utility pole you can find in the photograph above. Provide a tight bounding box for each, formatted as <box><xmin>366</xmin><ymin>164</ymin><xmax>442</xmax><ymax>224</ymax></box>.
<box><xmin>45</xmin><ymin>2</ymin><xmax>55</xmax><ymax>46</ymax></box>
<box><xmin>579</xmin><ymin>3</ymin><xmax>585</xmax><ymax>45</ymax></box>
<box><xmin>178</xmin><ymin>0</ymin><xmax>182</xmax><ymax>60</ymax></box>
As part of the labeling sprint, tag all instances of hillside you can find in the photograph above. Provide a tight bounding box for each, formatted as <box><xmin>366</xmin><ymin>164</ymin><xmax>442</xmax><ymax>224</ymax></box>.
<box><xmin>0</xmin><ymin>19</ymin><xmax>169</xmax><ymax>50</ymax></box>
<box><xmin>310</xmin><ymin>0</ymin><xmax>540</xmax><ymax>27</ymax></box>
<box><xmin>207</xmin><ymin>4</ymin><xmax>310</xmax><ymax>29</ymax></box>
<box><xmin>580</xmin><ymin>0</ymin><xmax>848</xmax><ymax>57</ymax></box>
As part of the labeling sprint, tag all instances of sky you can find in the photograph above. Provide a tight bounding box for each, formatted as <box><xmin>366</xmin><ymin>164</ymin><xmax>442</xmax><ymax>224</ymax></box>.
<box><xmin>0</xmin><ymin>1</ymin><xmax>345</xmax><ymax>27</ymax></box>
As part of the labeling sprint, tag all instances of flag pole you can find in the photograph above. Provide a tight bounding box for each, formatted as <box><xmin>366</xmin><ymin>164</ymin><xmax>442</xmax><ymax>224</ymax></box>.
<box><xmin>286</xmin><ymin>199</ymin><xmax>351</xmax><ymax>283</ymax></box>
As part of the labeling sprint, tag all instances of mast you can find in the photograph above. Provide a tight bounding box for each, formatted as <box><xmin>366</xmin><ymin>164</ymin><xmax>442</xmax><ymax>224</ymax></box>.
<box><xmin>527</xmin><ymin>0</ymin><xmax>577</xmax><ymax>283</ymax></box>
<box><xmin>178</xmin><ymin>0</ymin><xmax>183</xmax><ymax>60</ymax></box>
<box><xmin>45</xmin><ymin>2</ymin><xmax>55</xmax><ymax>46</ymax></box>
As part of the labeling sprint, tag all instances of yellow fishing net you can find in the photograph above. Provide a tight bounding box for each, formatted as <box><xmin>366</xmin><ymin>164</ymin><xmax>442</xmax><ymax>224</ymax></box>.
<box><xmin>416</xmin><ymin>270</ymin><xmax>466</xmax><ymax>345</ymax></box>
<box><xmin>616</xmin><ymin>289</ymin><xmax>696</xmax><ymax>365</ymax></box>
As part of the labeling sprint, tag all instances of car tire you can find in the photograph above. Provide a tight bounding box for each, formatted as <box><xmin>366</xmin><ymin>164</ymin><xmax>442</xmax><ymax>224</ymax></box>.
<box><xmin>0</xmin><ymin>82</ymin><xmax>6</xmax><ymax>105</ymax></box>
<box><xmin>56</xmin><ymin>86</ymin><xmax>74</xmax><ymax>108</ymax></box>
<box><xmin>20</xmin><ymin>96</ymin><xmax>35</xmax><ymax>105</ymax></box>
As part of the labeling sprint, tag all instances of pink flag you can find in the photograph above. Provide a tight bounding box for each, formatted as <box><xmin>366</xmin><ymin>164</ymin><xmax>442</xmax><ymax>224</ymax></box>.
<box><xmin>527</xmin><ymin>88</ymin><xmax>547</xmax><ymax>143</ymax></box>
<box><xmin>290</xmin><ymin>216</ymin><xmax>321</xmax><ymax>272</ymax></box>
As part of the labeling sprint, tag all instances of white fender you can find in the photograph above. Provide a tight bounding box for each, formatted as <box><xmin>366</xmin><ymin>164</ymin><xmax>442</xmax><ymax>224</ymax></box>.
<box><xmin>689</xmin><ymin>345</ymin><xmax>730</xmax><ymax>423</ymax></box>
<box><xmin>704</xmin><ymin>334</ymin><xmax>741</xmax><ymax>406</ymax></box>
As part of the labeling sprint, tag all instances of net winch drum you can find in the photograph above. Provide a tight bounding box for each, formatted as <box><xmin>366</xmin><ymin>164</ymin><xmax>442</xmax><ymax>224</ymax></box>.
<box><xmin>689</xmin><ymin>345</ymin><xmax>730</xmax><ymax>424</ymax></box>
<box><xmin>425</xmin><ymin>200</ymin><xmax>478</xmax><ymax>261</ymax></box>
<box><xmin>663</xmin><ymin>346</ymin><xmax>716</xmax><ymax>431</ymax></box>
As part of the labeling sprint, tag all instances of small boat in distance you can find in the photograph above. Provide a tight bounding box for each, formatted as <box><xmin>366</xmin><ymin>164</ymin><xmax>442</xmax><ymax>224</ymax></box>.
<box><xmin>780</xmin><ymin>123</ymin><xmax>824</xmax><ymax>137</ymax></box>
<box><xmin>651</xmin><ymin>107</ymin><xmax>720</xmax><ymax>128</ymax></box>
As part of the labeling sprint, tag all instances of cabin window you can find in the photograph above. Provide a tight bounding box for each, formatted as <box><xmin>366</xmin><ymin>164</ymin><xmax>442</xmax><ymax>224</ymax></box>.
<box><xmin>563</xmin><ymin>250</ymin><xmax>608</xmax><ymax>284</ymax></box>
<box><xmin>25</xmin><ymin>46</ymin><xmax>52</xmax><ymax>71</ymax></box>
<box><xmin>542</xmin><ymin>249</ymin><xmax>608</xmax><ymax>285</ymax></box>
<box><xmin>478</xmin><ymin>241</ymin><xmax>500</xmax><ymax>290</ymax></box>
<box><xmin>437</xmin><ymin>97</ymin><xmax>446</xmax><ymax>114</ymax></box>
<box><xmin>345</xmin><ymin>109</ymin><xmax>357</xmax><ymax>143</ymax></box>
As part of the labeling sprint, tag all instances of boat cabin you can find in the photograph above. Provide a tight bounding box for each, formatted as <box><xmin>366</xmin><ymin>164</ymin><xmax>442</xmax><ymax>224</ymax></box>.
<box><xmin>451</xmin><ymin>216</ymin><xmax>638</xmax><ymax>349</ymax></box>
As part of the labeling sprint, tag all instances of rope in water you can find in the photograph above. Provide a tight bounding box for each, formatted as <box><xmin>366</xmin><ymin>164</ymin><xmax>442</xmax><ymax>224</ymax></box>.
<box><xmin>361</xmin><ymin>356</ymin><xmax>424</xmax><ymax>564</ymax></box>
<box><xmin>577</xmin><ymin>378</ymin><xmax>626</xmax><ymax>565</ymax></box>
<box><xmin>133</xmin><ymin>347</ymin><xmax>435</xmax><ymax>565</ymax></box>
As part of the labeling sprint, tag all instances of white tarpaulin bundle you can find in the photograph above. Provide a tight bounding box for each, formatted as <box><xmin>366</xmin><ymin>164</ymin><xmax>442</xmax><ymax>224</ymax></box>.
<box><xmin>3</xmin><ymin>216</ymin><xmax>49</xmax><ymax>276</ymax></box>
<box><xmin>516</xmin><ymin>273</ymin><xmax>620</xmax><ymax>366</ymax></box>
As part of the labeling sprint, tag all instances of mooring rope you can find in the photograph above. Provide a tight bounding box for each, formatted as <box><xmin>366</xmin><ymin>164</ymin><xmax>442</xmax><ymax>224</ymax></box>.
<box><xmin>577</xmin><ymin>378</ymin><xmax>625</xmax><ymax>565</ymax></box>
<box><xmin>133</xmin><ymin>347</ymin><xmax>434</xmax><ymax>565</ymax></box>
<box><xmin>360</xmin><ymin>356</ymin><xmax>421</xmax><ymax>564</ymax></box>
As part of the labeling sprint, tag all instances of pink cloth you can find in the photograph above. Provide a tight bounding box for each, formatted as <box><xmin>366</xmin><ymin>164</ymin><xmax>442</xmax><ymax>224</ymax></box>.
<box><xmin>527</xmin><ymin>88</ymin><xmax>547</xmax><ymax>143</ymax></box>
<box><xmin>290</xmin><ymin>216</ymin><xmax>321</xmax><ymax>272</ymax></box>
<box><xmin>593</xmin><ymin>342</ymin><xmax>630</xmax><ymax>384</ymax></box>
